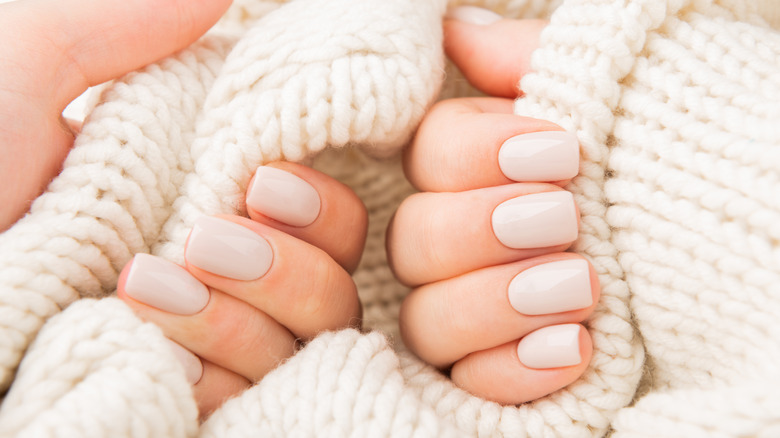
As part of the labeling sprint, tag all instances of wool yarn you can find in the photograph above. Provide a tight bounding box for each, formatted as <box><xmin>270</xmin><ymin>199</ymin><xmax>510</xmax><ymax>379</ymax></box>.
<box><xmin>515</xmin><ymin>0</ymin><xmax>780</xmax><ymax>435</ymax></box>
<box><xmin>1</xmin><ymin>0</ymin><xmax>778</xmax><ymax>436</ymax></box>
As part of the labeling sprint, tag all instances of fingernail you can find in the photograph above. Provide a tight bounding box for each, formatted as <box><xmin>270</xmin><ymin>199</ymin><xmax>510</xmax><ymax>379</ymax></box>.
<box><xmin>499</xmin><ymin>131</ymin><xmax>579</xmax><ymax>182</ymax></box>
<box><xmin>492</xmin><ymin>191</ymin><xmax>578</xmax><ymax>249</ymax></box>
<box><xmin>508</xmin><ymin>259</ymin><xmax>593</xmax><ymax>315</ymax></box>
<box><xmin>517</xmin><ymin>324</ymin><xmax>582</xmax><ymax>369</ymax></box>
<box><xmin>246</xmin><ymin>166</ymin><xmax>321</xmax><ymax>227</ymax></box>
<box><xmin>164</xmin><ymin>338</ymin><xmax>203</xmax><ymax>385</ymax></box>
<box><xmin>185</xmin><ymin>216</ymin><xmax>273</xmax><ymax>281</ymax></box>
<box><xmin>125</xmin><ymin>254</ymin><xmax>210</xmax><ymax>315</ymax></box>
<box><xmin>445</xmin><ymin>6</ymin><xmax>502</xmax><ymax>26</ymax></box>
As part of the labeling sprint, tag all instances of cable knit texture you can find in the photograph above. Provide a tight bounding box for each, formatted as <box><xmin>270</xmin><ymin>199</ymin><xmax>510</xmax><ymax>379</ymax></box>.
<box><xmin>0</xmin><ymin>0</ymin><xmax>778</xmax><ymax>437</ymax></box>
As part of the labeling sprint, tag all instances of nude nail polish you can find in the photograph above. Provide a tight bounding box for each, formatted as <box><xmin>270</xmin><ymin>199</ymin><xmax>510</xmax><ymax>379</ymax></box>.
<box><xmin>185</xmin><ymin>216</ymin><xmax>273</xmax><ymax>281</ymax></box>
<box><xmin>498</xmin><ymin>131</ymin><xmax>579</xmax><ymax>182</ymax></box>
<box><xmin>517</xmin><ymin>324</ymin><xmax>582</xmax><ymax>369</ymax></box>
<box><xmin>164</xmin><ymin>338</ymin><xmax>203</xmax><ymax>385</ymax></box>
<box><xmin>508</xmin><ymin>259</ymin><xmax>593</xmax><ymax>315</ymax></box>
<box><xmin>125</xmin><ymin>253</ymin><xmax>210</xmax><ymax>315</ymax></box>
<box><xmin>445</xmin><ymin>6</ymin><xmax>502</xmax><ymax>25</ymax></box>
<box><xmin>491</xmin><ymin>191</ymin><xmax>578</xmax><ymax>249</ymax></box>
<box><xmin>246</xmin><ymin>166</ymin><xmax>321</xmax><ymax>227</ymax></box>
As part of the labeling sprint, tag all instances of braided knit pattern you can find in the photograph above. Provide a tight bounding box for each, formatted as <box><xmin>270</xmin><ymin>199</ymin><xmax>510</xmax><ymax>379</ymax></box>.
<box><xmin>514</xmin><ymin>0</ymin><xmax>780</xmax><ymax>435</ymax></box>
<box><xmin>1</xmin><ymin>0</ymin><xmax>779</xmax><ymax>436</ymax></box>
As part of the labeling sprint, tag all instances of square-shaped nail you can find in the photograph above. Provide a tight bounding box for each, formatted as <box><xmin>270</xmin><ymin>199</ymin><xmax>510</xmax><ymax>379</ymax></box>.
<box><xmin>517</xmin><ymin>324</ymin><xmax>582</xmax><ymax>369</ymax></box>
<box><xmin>124</xmin><ymin>254</ymin><xmax>210</xmax><ymax>315</ymax></box>
<box><xmin>185</xmin><ymin>216</ymin><xmax>273</xmax><ymax>281</ymax></box>
<box><xmin>246</xmin><ymin>166</ymin><xmax>321</xmax><ymax>227</ymax></box>
<box><xmin>492</xmin><ymin>191</ymin><xmax>578</xmax><ymax>249</ymax></box>
<box><xmin>498</xmin><ymin>131</ymin><xmax>579</xmax><ymax>182</ymax></box>
<box><xmin>508</xmin><ymin>259</ymin><xmax>593</xmax><ymax>315</ymax></box>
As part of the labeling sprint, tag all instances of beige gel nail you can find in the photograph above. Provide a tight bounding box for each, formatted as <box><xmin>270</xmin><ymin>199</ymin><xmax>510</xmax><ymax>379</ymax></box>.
<box><xmin>517</xmin><ymin>324</ymin><xmax>582</xmax><ymax>369</ymax></box>
<box><xmin>246</xmin><ymin>166</ymin><xmax>321</xmax><ymax>227</ymax></box>
<box><xmin>492</xmin><ymin>191</ymin><xmax>578</xmax><ymax>249</ymax></box>
<box><xmin>508</xmin><ymin>259</ymin><xmax>593</xmax><ymax>315</ymax></box>
<box><xmin>185</xmin><ymin>216</ymin><xmax>273</xmax><ymax>281</ymax></box>
<box><xmin>445</xmin><ymin>6</ymin><xmax>503</xmax><ymax>25</ymax></box>
<box><xmin>164</xmin><ymin>338</ymin><xmax>203</xmax><ymax>385</ymax></box>
<box><xmin>498</xmin><ymin>131</ymin><xmax>579</xmax><ymax>182</ymax></box>
<box><xmin>125</xmin><ymin>254</ymin><xmax>210</xmax><ymax>315</ymax></box>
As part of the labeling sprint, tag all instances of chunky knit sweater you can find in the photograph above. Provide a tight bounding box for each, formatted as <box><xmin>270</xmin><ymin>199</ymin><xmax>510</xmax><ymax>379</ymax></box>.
<box><xmin>1</xmin><ymin>0</ymin><xmax>779</xmax><ymax>436</ymax></box>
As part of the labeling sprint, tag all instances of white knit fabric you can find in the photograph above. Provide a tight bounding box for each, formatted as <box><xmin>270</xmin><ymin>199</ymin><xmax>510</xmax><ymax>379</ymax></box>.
<box><xmin>0</xmin><ymin>0</ymin><xmax>778</xmax><ymax>436</ymax></box>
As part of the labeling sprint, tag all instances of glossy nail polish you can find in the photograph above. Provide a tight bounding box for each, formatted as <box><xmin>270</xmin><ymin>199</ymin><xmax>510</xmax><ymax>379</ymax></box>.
<box><xmin>492</xmin><ymin>191</ymin><xmax>578</xmax><ymax>249</ymax></box>
<box><xmin>246</xmin><ymin>166</ymin><xmax>321</xmax><ymax>227</ymax></box>
<box><xmin>124</xmin><ymin>253</ymin><xmax>209</xmax><ymax>315</ymax></box>
<box><xmin>185</xmin><ymin>216</ymin><xmax>273</xmax><ymax>281</ymax></box>
<box><xmin>164</xmin><ymin>338</ymin><xmax>203</xmax><ymax>385</ymax></box>
<box><xmin>498</xmin><ymin>131</ymin><xmax>579</xmax><ymax>182</ymax></box>
<box><xmin>517</xmin><ymin>324</ymin><xmax>582</xmax><ymax>369</ymax></box>
<box><xmin>508</xmin><ymin>259</ymin><xmax>593</xmax><ymax>315</ymax></box>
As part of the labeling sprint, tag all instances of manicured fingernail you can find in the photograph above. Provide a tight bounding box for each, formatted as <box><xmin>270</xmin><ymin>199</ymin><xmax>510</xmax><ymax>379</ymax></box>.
<box><xmin>247</xmin><ymin>166</ymin><xmax>321</xmax><ymax>227</ymax></box>
<box><xmin>499</xmin><ymin>131</ymin><xmax>579</xmax><ymax>182</ymax></box>
<box><xmin>492</xmin><ymin>191</ymin><xmax>578</xmax><ymax>249</ymax></box>
<box><xmin>508</xmin><ymin>259</ymin><xmax>593</xmax><ymax>315</ymax></box>
<box><xmin>164</xmin><ymin>338</ymin><xmax>203</xmax><ymax>385</ymax></box>
<box><xmin>517</xmin><ymin>324</ymin><xmax>582</xmax><ymax>369</ymax></box>
<box><xmin>185</xmin><ymin>216</ymin><xmax>273</xmax><ymax>281</ymax></box>
<box><xmin>445</xmin><ymin>6</ymin><xmax>502</xmax><ymax>25</ymax></box>
<box><xmin>125</xmin><ymin>254</ymin><xmax>209</xmax><ymax>315</ymax></box>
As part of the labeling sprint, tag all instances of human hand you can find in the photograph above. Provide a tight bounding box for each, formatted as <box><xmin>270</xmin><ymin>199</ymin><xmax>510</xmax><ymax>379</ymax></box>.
<box><xmin>117</xmin><ymin>162</ymin><xmax>367</xmax><ymax>418</ymax></box>
<box><xmin>0</xmin><ymin>0</ymin><xmax>232</xmax><ymax>231</ymax></box>
<box><xmin>387</xmin><ymin>7</ymin><xmax>598</xmax><ymax>404</ymax></box>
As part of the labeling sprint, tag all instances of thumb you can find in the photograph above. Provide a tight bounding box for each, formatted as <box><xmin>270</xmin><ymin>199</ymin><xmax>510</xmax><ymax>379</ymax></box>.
<box><xmin>0</xmin><ymin>0</ymin><xmax>231</xmax><ymax>231</ymax></box>
<box><xmin>444</xmin><ymin>7</ymin><xmax>546</xmax><ymax>98</ymax></box>
<box><xmin>1</xmin><ymin>0</ymin><xmax>232</xmax><ymax>113</ymax></box>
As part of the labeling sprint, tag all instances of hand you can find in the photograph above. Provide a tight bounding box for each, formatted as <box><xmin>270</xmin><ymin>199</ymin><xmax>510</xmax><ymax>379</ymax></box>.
<box><xmin>0</xmin><ymin>0</ymin><xmax>232</xmax><ymax>231</ymax></box>
<box><xmin>118</xmin><ymin>162</ymin><xmax>367</xmax><ymax>417</ymax></box>
<box><xmin>388</xmin><ymin>8</ymin><xmax>598</xmax><ymax>404</ymax></box>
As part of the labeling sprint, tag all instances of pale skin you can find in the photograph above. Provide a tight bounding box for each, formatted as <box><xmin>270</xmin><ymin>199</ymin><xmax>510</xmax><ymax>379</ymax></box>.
<box><xmin>1</xmin><ymin>0</ymin><xmax>595</xmax><ymax>417</ymax></box>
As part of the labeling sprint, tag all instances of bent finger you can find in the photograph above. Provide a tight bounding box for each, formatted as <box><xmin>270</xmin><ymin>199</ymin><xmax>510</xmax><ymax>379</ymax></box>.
<box><xmin>245</xmin><ymin>162</ymin><xmax>368</xmax><ymax>273</ymax></box>
<box><xmin>387</xmin><ymin>184</ymin><xmax>579</xmax><ymax>286</ymax></box>
<box><xmin>184</xmin><ymin>216</ymin><xmax>362</xmax><ymax>340</ymax></box>
<box><xmin>118</xmin><ymin>254</ymin><xmax>297</xmax><ymax>383</ymax></box>
<box><xmin>404</xmin><ymin>97</ymin><xmax>578</xmax><ymax>192</ymax></box>
<box><xmin>451</xmin><ymin>325</ymin><xmax>592</xmax><ymax>405</ymax></box>
<box><xmin>444</xmin><ymin>11</ymin><xmax>547</xmax><ymax>98</ymax></box>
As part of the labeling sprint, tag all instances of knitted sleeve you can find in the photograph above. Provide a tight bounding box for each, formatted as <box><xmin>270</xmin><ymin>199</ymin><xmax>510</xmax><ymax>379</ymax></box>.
<box><xmin>1</xmin><ymin>0</ymin><xmax>778</xmax><ymax>437</ymax></box>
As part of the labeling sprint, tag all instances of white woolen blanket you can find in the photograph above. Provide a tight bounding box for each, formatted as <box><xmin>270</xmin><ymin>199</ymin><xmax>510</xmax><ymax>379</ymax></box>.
<box><xmin>1</xmin><ymin>0</ymin><xmax>779</xmax><ymax>436</ymax></box>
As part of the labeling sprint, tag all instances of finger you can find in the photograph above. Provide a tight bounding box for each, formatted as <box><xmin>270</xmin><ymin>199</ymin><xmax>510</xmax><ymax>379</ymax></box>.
<box><xmin>184</xmin><ymin>216</ymin><xmax>362</xmax><ymax>339</ymax></box>
<box><xmin>117</xmin><ymin>254</ymin><xmax>297</xmax><ymax>383</ymax></box>
<box><xmin>387</xmin><ymin>184</ymin><xmax>579</xmax><ymax>286</ymax></box>
<box><xmin>0</xmin><ymin>0</ymin><xmax>232</xmax><ymax>112</ymax></box>
<box><xmin>400</xmin><ymin>253</ymin><xmax>599</xmax><ymax>368</ymax></box>
<box><xmin>450</xmin><ymin>325</ymin><xmax>593</xmax><ymax>405</ymax></box>
<box><xmin>245</xmin><ymin>162</ymin><xmax>368</xmax><ymax>273</ymax></box>
<box><xmin>164</xmin><ymin>340</ymin><xmax>251</xmax><ymax>420</ymax></box>
<box><xmin>403</xmin><ymin>97</ymin><xmax>578</xmax><ymax>192</ymax></box>
<box><xmin>193</xmin><ymin>359</ymin><xmax>251</xmax><ymax>421</ymax></box>
<box><xmin>444</xmin><ymin>10</ymin><xmax>546</xmax><ymax>98</ymax></box>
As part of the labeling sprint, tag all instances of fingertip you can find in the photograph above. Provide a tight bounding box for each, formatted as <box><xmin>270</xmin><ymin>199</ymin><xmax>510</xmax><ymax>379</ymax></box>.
<box><xmin>444</xmin><ymin>18</ymin><xmax>547</xmax><ymax>98</ymax></box>
<box><xmin>578</xmin><ymin>324</ymin><xmax>593</xmax><ymax>365</ymax></box>
<box><xmin>244</xmin><ymin>162</ymin><xmax>367</xmax><ymax>273</ymax></box>
<box><xmin>116</xmin><ymin>257</ymin><xmax>135</xmax><ymax>299</ymax></box>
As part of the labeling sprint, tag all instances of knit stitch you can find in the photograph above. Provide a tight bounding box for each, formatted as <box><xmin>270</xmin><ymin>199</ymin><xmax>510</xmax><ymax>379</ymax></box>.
<box><xmin>1</xmin><ymin>0</ymin><xmax>778</xmax><ymax>436</ymax></box>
